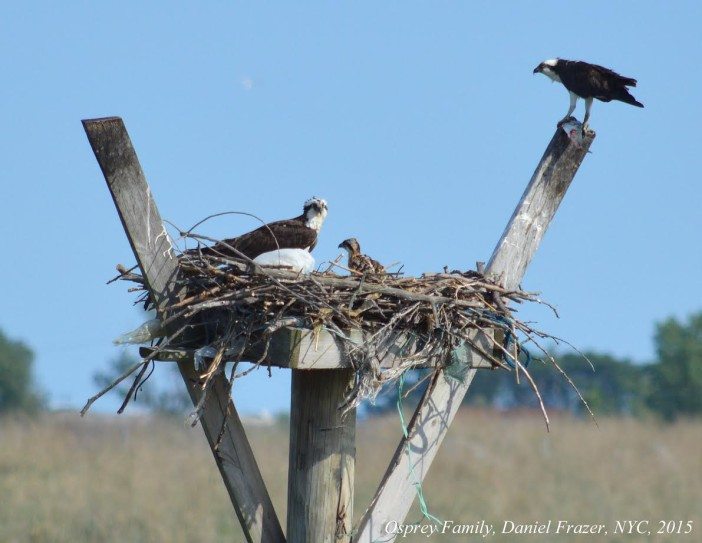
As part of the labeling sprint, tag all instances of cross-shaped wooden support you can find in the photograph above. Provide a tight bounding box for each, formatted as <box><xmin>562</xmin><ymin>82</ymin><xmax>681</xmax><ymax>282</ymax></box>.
<box><xmin>83</xmin><ymin>117</ymin><xmax>593</xmax><ymax>543</ymax></box>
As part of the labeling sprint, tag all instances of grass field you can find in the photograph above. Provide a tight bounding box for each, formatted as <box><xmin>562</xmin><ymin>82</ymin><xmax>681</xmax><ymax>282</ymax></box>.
<box><xmin>1</xmin><ymin>410</ymin><xmax>700</xmax><ymax>542</ymax></box>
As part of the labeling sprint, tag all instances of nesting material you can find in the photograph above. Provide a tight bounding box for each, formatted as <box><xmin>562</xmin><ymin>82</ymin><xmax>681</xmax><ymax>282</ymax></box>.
<box><xmin>117</xmin><ymin>246</ymin><xmax>561</xmax><ymax>412</ymax></box>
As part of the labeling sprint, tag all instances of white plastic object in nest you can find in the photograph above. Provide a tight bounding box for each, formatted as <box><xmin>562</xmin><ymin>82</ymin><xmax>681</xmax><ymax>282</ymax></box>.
<box><xmin>253</xmin><ymin>248</ymin><xmax>315</xmax><ymax>273</ymax></box>
<box><xmin>113</xmin><ymin>318</ymin><xmax>164</xmax><ymax>345</ymax></box>
<box><xmin>194</xmin><ymin>345</ymin><xmax>218</xmax><ymax>371</ymax></box>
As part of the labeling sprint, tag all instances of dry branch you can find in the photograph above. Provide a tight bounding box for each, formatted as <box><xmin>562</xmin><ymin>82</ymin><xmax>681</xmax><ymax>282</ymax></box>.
<box><xmin>113</xmin><ymin>246</ymin><xmax>561</xmax><ymax>411</ymax></box>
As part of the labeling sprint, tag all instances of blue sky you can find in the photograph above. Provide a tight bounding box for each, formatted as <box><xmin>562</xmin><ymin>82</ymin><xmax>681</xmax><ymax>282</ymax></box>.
<box><xmin>1</xmin><ymin>2</ymin><xmax>700</xmax><ymax>414</ymax></box>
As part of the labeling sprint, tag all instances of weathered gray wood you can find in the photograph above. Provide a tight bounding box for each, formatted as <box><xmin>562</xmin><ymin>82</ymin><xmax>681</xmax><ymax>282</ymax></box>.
<box><xmin>355</xmin><ymin>127</ymin><xmax>595</xmax><ymax>542</ymax></box>
<box><xmin>486</xmin><ymin>128</ymin><xmax>594</xmax><ymax>288</ymax></box>
<box><xmin>287</xmin><ymin>369</ymin><xmax>356</xmax><ymax>543</ymax></box>
<box><xmin>83</xmin><ymin>119</ymin><xmax>183</xmax><ymax>312</ymax></box>
<box><xmin>83</xmin><ymin>117</ymin><xmax>285</xmax><ymax>543</ymax></box>
<box><xmin>141</xmin><ymin>327</ymin><xmax>494</xmax><ymax>370</ymax></box>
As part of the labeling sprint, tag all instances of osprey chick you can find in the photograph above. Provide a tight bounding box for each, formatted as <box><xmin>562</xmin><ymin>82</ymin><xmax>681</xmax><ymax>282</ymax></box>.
<box><xmin>533</xmin><ymin>58</ymin><xmax>643</xmax><ymax>130</ymax></box>
<box><xmin>338</xmin><ymin>238</ymin><xmax>384</xmax><ymax>275</ymax></box>
<box><xmin>185</xmin><ymin>197</ymin><xmax>328</xmax><ymax>260</ymax></box>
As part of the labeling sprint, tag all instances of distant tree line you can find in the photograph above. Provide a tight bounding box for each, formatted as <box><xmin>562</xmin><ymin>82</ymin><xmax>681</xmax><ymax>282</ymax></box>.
<box><xmin>367</xmin><ymin>311</ymin><xmax>702</xmax><ymax>421</ymax></box>
<box><xmin>0</xmin><ymin>329</ymin><xmax>45</xmax><ymax>414</ymax></box>
<box><xmin>1</xmin><ymin>312</ymin><xmax>701</xmax><ymax>421</ymax></box>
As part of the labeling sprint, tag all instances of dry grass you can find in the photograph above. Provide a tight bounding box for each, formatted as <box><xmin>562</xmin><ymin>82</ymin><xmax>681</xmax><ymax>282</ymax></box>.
<box><xmin>1</xmin><ymin>410</ymin><xmax>700</xmax><ymax>542</ymax></box>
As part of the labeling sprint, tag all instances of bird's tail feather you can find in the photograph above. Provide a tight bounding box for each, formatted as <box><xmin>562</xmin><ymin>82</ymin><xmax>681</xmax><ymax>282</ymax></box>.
<box><xmin>618</xmin><ymin>89</ymin><xmax>644</xmax><ymax>108</ymax></box>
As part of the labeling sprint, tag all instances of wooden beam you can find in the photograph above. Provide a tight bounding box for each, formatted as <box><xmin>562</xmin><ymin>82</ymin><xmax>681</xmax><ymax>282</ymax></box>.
<box><xmin>287</xmin><ymin>369</ymin><xmax>356</xmax><ymax>542</ymax></box>
<box><xmin>354</xmin><ymin>127</ymin><xmax>595</xmax><ymax>542</ymax></box>
<box><xmin>82</xmin><ymin>117</ymin><xmax>285</xmax><ymax>543</ymax></box>
<box><xmin>140</xmin><ymin>327</ymin><xmax>495</xmax><ymax>370</ymax></box>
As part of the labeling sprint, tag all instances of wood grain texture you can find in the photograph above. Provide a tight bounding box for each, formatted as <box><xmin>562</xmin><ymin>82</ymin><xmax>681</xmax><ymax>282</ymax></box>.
<box><xmin>486</xmin><ymin>128</ymin><xmax>595</xmax><ymax>289</ymax></box>
<box><xmin>82</xmin><ymin>117</ymin><xmax>183</xmax><ymax>313</ymax></box>
<box><xmin>354</xmin><ymin>127</ymin><xmax>595</xmax><ymax>542</ymax></box>
<box><xmin>287</xmin><ymin>369</ymin><xmax>356</xmax><ymax>543</ymax></box>
<box><xmin>82</xmin><ymin>117</ymin><xmax>285</xmax><ymax>543</ymax></box>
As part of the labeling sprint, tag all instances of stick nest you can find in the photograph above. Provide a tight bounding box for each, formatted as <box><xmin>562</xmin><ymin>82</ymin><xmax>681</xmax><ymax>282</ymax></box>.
<box><xmin>117</xmin><ymin>246</ymin><xmax>563</xmax><ymax>414</ymax></box>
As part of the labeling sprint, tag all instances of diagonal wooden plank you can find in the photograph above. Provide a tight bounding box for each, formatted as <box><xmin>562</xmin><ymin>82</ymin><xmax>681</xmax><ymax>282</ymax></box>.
<box><xmin>355</xmin><ymin>127</ymin><xmax>595</xmax><ymax>542</ymax></box>
<box><xmin>83</xmin><ymin>117</ymin><xmax>285</xmax><ymax>543</ymax></box>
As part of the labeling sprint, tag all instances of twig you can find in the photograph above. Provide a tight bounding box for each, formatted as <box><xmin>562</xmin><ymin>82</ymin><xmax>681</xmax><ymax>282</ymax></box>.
<box><xmin>80</xmin><ymin>359</ymin><xmax>144</xmax><ymax>416</ymax></box>
<box><xmin>104</xmin><ymin>229</ymin><xmax>592</xmax><ymax>419</ymax></box>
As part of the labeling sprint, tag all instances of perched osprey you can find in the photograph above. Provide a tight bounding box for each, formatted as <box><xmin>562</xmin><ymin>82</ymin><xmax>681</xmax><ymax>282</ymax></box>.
<box><xmin>185</xmin><ymin>197</ymin><xmax>328</xmax><ymax>260</ymax></box>
<box><xmin>338</xmin><ymin>238</ymin><xmax>384</xmax><ymax>275</ymax></box>
<box><xmin>533</xmin><ymin>59</ymin><xmax>643</xmax><ymax>129</ymax></box>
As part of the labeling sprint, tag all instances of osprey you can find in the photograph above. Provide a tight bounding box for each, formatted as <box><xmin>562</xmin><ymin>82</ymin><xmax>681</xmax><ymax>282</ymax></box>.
<box><xmin>338</xmin><ymin>238</ymin><xmax>384</xmax><ymax>275</ymax></box>
<box><xmin>533</xmin><ymin>59</ymin><xmax>643</xmax><ymax>129</ymax></box>
<box><xmin>185</xmin><ymin>197</ymin><xmax>328</xmax><ymax>260</ymax></box>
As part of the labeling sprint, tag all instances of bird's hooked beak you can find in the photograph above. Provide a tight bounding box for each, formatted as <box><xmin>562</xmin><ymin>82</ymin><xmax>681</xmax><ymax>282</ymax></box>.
<box><xmin>533</xmin><ymin>64</ymin><xmax>543</xmax><ymax>74</ymax></box>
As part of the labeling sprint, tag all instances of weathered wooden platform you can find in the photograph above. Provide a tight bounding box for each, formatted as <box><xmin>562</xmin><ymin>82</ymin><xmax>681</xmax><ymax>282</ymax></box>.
<box><xmin>140</xmin><ymin>327</ymin><xmax>495</xmax><ymax>370</ymax></box>
<box><xmin>83</xmin><ymin>115</ymin><xmax>594</xmax><ymax>543</ymax></box>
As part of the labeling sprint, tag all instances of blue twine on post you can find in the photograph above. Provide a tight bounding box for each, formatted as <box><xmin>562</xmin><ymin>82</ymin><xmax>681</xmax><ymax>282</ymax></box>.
<box><xmin>396</xmin><ymin>373</ymin><xmax>443</xmax><ymax>527</ymax></box>
<box><xmin>478</xmin><ymin>310</ymin><xmax>530</xmax><ymax>368</ymax></box>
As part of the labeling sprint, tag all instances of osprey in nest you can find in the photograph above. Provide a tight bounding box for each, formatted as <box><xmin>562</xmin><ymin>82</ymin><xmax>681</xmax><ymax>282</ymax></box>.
<box><xmin>338</xmin><ymin>238</ymin><xmax>384</xmax><ymax>275</ymax></box>
<box><xmin>185</xmin><ymin>197</ymin><xmax>328</xmax><ymax>261</ymax></box>
<box><xmin>533</xmin><ymin>58</ymin><xmax>643</xmax><ymax>130</ymax></box>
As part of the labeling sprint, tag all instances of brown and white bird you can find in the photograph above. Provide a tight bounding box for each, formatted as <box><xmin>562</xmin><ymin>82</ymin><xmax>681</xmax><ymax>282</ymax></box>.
<box><xmin>184</xmin><ymin>197</ymin><xmax>328</xmax><ymax>260</ymax></box>
<box><xmin>533</xmin><ymin>58</ymin><xmax>643</xmax><ymax>130</ymax></box>
<box><xmin>338</xmin><ymin>238</ymin><xmax>384</xmax><ymax>275</ymax></box>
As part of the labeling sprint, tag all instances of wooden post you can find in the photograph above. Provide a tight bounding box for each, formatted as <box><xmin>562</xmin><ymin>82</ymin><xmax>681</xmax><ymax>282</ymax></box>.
<box><xmin>82</xmin><ymin>117</ymin><xmax>285</xmax><ymax>543</ymax></box>
<box><xmin>354</xmin><ymin>127</ymin><xmax>595</xmax><ymax>542</ymax></box>
<box><xmin>84</xmin><ymin>114</ymin><xmax>595</xmax><ymax>543</ymax></box>
<box><xmin>287</xmin><ymin>369</ymin><xmax>356</xmax><ymax>542</ymax></box>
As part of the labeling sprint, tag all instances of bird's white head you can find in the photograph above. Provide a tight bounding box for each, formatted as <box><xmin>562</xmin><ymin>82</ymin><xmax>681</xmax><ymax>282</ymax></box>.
<box><xmin>303</xmin><ymin>197</ymin><xmax>328</xmax><ymax>231</ymax></box>
<box><xmin>533</xmin><ymin>59</ymin><xmax>561</xmax><ymax>82</ymax></box>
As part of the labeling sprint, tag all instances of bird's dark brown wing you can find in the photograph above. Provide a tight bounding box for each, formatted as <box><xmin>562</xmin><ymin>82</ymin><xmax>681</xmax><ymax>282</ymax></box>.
<box><xmin>187</xmin><ymin>217</ymin><xmax>318</xmax><ymax>260</ymax></box>
<box><xmin>586</xmin><ymin>64</ymin><xmax>642</xmax><ymax>105</ymax></box>
<box><xmin>350</xmin><ymin>254</ymin><xmax>385</xmax><ymax>274</ymax></box>
<box><xmin>586</xmin><ymin>62</ymin><xmax>637</xmax><ymax>87</ymax></box>
<box><xmin>560</xmin><ymin>61</ymin><xmax>639</xmax><ymax>103</ymax></box>
<box><xmin>368</xmin><ymin>257</ymin><xmax>385</xmax><ymax>273</ymax></box>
